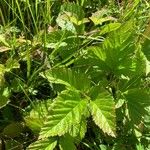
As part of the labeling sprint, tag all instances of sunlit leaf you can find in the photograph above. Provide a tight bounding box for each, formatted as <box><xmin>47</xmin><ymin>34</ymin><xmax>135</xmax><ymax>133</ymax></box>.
<box><xmin>39</xmin><ymin>90</ymin><xmax>88</xmax><ymax>138</ymax></box>
<box><xmin>27</xmin><ymin>137</ymin><xmax>57</xmax><ymax>150</ymax></box>
<box><xmin>0</xmin><ymin>34</ymin><xmax>9</xmax><ymax>46</ymax></box>
<box><xmin>88</xmin><ymin>21</ymin><xmax>137</xmax><ymax>76</ymax></box>
<box><xmin>90</xmin><ymin>16</ymin><xmax>116</xmax><ymax>25</ymax></box>
<box><xmin>41</xmin><ymin>68</ymin><xmax>90</xmax><ymax>92</ymax></box>
<box><xmin>100</xmin><ymin>23</ymin><xmax>121</xmax><ymax>35</ymax></box>
<box><xmin>90</xmin><ymin>9</ymin><xmax>116</xmax><ymax>25</ymax></box>
<box><xmin>5</xmin><ymin>58</ymin><xmax>20</xmax><ymax>72</ymax></box>
<box><xmin>90</xmin><ymin>92</ymin><xmax>116</xmax><ymax>137</ymax></box>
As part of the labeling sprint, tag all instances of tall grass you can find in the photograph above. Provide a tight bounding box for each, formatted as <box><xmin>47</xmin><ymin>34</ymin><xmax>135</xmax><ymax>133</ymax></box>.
<box><xmin>0</xmin><ymin>0</ymin><xmax>53</xmax><ymax>36</ymax></box>
<box><xmin>0</xmin><ymin>0</ymin><xmax>55</xmax><ymax>85</ymax></box>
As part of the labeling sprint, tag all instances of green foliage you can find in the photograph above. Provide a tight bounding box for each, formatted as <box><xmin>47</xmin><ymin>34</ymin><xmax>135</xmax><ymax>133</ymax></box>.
<box><xmin>41</xmin><ymin>68</ymin><xmax>90</xmax><ymax>91</ymax></box>
<box><xmin>59</xmin><ymin>134</ymin><xmax>76</xmax><ymax>150</ymax></box>
<box><xmin>28</xmin><ymin>137</ymin><xmax>57</xmax><ymax>150</ymax></box>
<box><xmin>90</xmin><ymin>92</ymin><xmax>116</xmax><ymax>137</ymax></box>
<box><xmin>39</xmin><ymin>90</ymin><xmax>88</xmax><ymax>138</ymax></box>
<box><xmin>125</xmin><ymin>89</ymin><xmax>150</xmax><ymax>124</ymax></box>
<box><xmin>0</xmin><ymin>0</ymin><xmax>150</xmax><ymax>149</ymax></box>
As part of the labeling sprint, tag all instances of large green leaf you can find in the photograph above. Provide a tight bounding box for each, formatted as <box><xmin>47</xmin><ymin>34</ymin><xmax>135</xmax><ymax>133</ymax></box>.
<box><xmin>27</xmin><ymin>137</ymin><xmax>57</xmax><ymax>150</ymax></box>
<box><xmin>125</xmin><ymin>89</ymin><xmax>150</xmax><ymax>124</ymax></box>
<box><xmin>39</xmin><ymin>90</ymin><xmax>88</xmax><ymax>138</ymax></box>
<box><xmin>41</xmin><ymin>68</ymin><xmax>90</xmax><ymax>92</ymax></box>
<box><xmin>88</xmin><ymin>21</ymin><xmax>136</xmax><ymax>75</ymax></box>
<box><xmin>90</xmin><ymin>92</ymin><xmax>116</xmax><ymax>137</ymax></box>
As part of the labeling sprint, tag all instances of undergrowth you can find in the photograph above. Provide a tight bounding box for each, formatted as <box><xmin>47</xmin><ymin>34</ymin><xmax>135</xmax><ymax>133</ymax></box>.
<box><xmin>0</xmin><ymin>0</ymin><xmax>150</xmax><ymax>149</ymax></box>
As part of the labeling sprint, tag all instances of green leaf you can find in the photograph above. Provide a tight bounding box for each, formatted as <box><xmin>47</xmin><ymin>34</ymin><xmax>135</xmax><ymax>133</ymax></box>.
<box><xmin>61</xmin><ymin>3</ymin><xmax>84</xmax><ymax>20</ymax></box>
<box><xmin>69</xmin><ymin>116</ymin><xmax>87</xmax><ymax>139</ymax></box>
<box><xmin>45</xmin><ymin>30</ymin><xmax>73</xmax><ymax>44</ymax></box>
<box><xmin>5</xmin><ymin>58</ymin><xmax>20</xmax><ymax>72</ymax></box>
<box><xmin>100</xmin><ymin>23</ymin><xmax>121</xmax><ymax>35</ymax></box>
<box><xmin>25</xmin><ymin>117</ymin><xmax>43</xmax><ymax>133</ymax></box>
<box><xmin>88</xmin><ymin>21</ymin><xmax>136</xmax><ymax>75</ymax></box>
<box><xmin>24</xmin><ymin>100</ymin><xmax>52</xmax><ymax>133</ymax></box>
<box><xmin>90</xmin><ymin>92</ymin><xmax>116</xmax><ymax>137</ymax></box>
<box><xmin>70</xmin><ymin>17</ymin><xmax>89</xmax><ymax>25</ymax></box>
<box><xmin>0</xmin><ymin>34</ymin><xmax>9</xmax><ymax>47</ymax></box>
<box><xmin>90</xmin><ymin>16</ymin><xmax>116</xmax><ymax>25</ymax></box>
<box><xmin>126</xmin><ymin>47</ymin><xmax>148</xmax><ymax>76</ymax></box>
<box><xmin>142</xmin><ymin>38</ymin><xmax>150</xmax><ymax>61</ymax></box>
<box><xmin>45</xmin><ymin>30</ymin><xmax>81</xmax><ymax>61</ymax></box>
<box><xmin>89</xmin><ymin>9</ymin><xmax>116</xmax><ymax>25</ymax></box>
<box><xmin>125</xmin><ymin>89</ymin><xmax>150</xmax><ymax>124</ymax></box>
<box><xmin>99</xmin><ymin>144</ymin><xmax>107</xmax><ymax>150</ymax></box>
<box><xmin>115</xmin><ymin>99</ymin><xmax>125</xmax><ymax>109</ymax></box>
<box><xmin>0</xmin><ymin>87</ymin><xmax>10</xmax><ymax>109</ymax></box>
<box><xmin>56</xmin><ymin>13</ymin><xmax>76</xmax><ymax>33</ymax></box>
<box><xmin>41</xmin><ymin>68</ymin><xmax>90</xmax><ymax>92</ymax></box>
<box><xmin>59</xmin><ymin>134</ymin><xmax>76</xmax><ymax>150</ymax></box>
<box><xmin>57</xmin><ymin>3</ymin><xmax>85</xmax><ymax>34</ymax></box>
<box><xmin>27</xmin><ymin>137</ymin><xmax>57</xmax><ymax>150</ymax></box>
<box><xmin>39</xmin><ymin>90</ymin><xmax>88</xmax><ymax>138</ymax></box>
<box><xmin>136</xmin><ymin>143</ymin><xmax>145</xmax><ymax>150</ymax></box>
